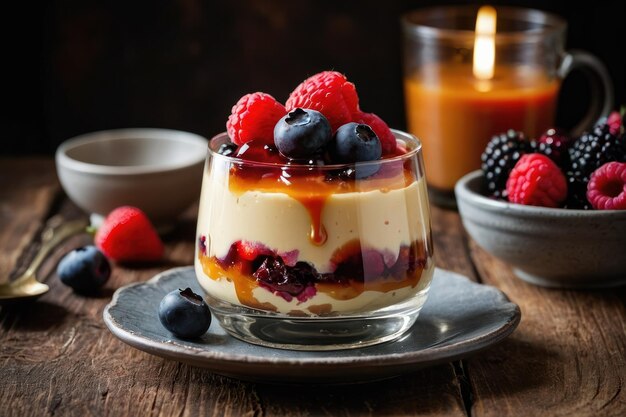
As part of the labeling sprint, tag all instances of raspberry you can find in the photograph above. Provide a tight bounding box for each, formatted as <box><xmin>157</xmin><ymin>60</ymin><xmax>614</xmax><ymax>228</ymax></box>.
<box><xmin>352</xmin><ymin>111</ymin><xmax>397</xmax><ymax>155</ymax></box>
<box><xmin>236</xmin><ymin>240</ymin><xmax>273</xmax><ymax>261</ymax></box>
<box><xmin>506</xmin><ymin>153</ymin><xmax>567</xmax><ymax>208</ymax></box>
<box><xmin>95</xmin><ymin>206</ymin><xmax>164</xmax><ymax>262</ymax></box>
<box><xmin>285</xmin><ymin>71</ymin><xmax>359</xmax><ymax>132</ymax></box>
<box><xmin>226</xmin><ymin>92</ymin><xmax>286</xmax><ymax>146</ymax></box>
<box><xmin>586</xmin><ymin>162</ymin><xmax>626</xmax><ymax>210</ymax></box>
<box><xmin>606</xmin><ymin>111</ymin><xmax>623</xmax><ymax>136</ymax></box>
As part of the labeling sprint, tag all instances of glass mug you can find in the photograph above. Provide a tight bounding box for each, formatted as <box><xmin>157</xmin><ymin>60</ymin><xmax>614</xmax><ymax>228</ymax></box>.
<box><xmin>401</xmin><ymin>6</ymin><xmax>613</xmax><ymax>206</ymax></box>
<box><xmin>195</xmin><ymin>130</ymin><xmax>434</xmax><ymax>350</ymax></box>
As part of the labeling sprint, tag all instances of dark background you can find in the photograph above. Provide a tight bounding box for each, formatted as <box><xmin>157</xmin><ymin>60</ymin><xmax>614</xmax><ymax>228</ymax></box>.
<box><xmin>5</xmin><ymin>0</ymin><xmax>624</xmax><ymax>155</ymax></box>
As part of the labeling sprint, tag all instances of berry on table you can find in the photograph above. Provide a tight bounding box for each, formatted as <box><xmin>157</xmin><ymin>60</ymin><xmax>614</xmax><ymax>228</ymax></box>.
<box><xmin>227</xmin><ymin>92</ymin><xmax>287</xmax><ymax>146</ymax></box>
<box><xmin>158</xmin><ymin>288</ymin><xmax>212</xmax><ymax>338</ymax></box>
<box><xmin>57</xmin><ymin>245</ymin><xmax>111</xmax><ymax>293</ymax></box>
<box><xmin>95</xmin><ymin>206</ymin><xmax>164</xmax><ymax>263</ymax></box>
<box><xmin>274</xmin><ymin>108</ymin><xmax>332</xmax><ymax>159</ymax></box>
<box><xmin>481</xmin><ymin>130</ymin><xmax>532</xmax><ymax>199</ymax></box>
<box><xmin>506</xmin><ymin>153</ymin><xmax>567</xmax><ymax>208</ymax></box>
<box><xmin>286</xmin><ymin>71</ymin><xmax>359</xmax><ymax>132</ymax></box>
<box><xmin>586</xmin><ymin>161</ymin><xmax>626</xmax><ymax>210</ymax></box>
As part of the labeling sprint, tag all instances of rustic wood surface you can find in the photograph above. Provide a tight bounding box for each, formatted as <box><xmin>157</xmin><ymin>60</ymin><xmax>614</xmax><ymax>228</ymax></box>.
<box><xmin>0</xmin><ymin>157</ymin><xmax>624</xmax><ymax>417</ymax></box>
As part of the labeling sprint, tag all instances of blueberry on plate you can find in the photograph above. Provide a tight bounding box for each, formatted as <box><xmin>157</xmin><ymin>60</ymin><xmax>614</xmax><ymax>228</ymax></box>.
<box><xmin>57</xmin><ymin>245</ymin><xmax>111</xmax><ymax>293</ymax></box>
<box><xmin>158</xmin><ymin>288</ymin><xmax>212</xmax><ymax>338</ymax></box>
<box><xmin>274</xmin><ymin>108</ymin><xmax>332</xmax><ymax>159</ymax></box>
<box><xmin>328</xmin><ymin>123</ymin><xmax>382</xmax><ymax>178</ymax></box>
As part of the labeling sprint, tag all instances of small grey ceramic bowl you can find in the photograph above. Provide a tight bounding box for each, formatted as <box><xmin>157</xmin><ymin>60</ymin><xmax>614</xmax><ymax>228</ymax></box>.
<box><xmin>56</xmin><ymin>128</ymin><xmax>208</xmax><ymax>230</ymax></box>
<box><xmin>455</xmin><ymin>170</ymin><xmax>626</xmax><ymax>289</ymax></box>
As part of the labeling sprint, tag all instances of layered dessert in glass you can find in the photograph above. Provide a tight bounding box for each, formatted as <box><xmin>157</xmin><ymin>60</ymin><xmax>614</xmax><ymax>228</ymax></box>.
<box><xmin>195</xmin><ymin>72</ymin><xmax>434</xmax><ymax>349</ymax></box>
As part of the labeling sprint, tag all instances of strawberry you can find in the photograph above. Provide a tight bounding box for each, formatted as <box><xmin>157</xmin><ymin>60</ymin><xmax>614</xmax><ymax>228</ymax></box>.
<box><xmin>95</xmin><ymin>206</ymin><xmax>164</xmax><ymax>262</ymax></box>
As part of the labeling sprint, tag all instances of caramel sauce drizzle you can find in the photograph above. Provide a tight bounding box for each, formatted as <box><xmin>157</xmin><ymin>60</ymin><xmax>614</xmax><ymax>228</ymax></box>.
<box><xmin>302</xmin><ymin>194</ymin><xmax>327</xmax><ymax>245</ymax></box>
<box><xmin>206</xmin><ymin>158</ymin><xmax>427</xmax><ymax>314</ymax></box>
<box><xmin>227</xmin><ymin>162</ymin><xmax>416</xmax><ymax>247</ymax></box>
<box><xmin>199</xmin><ymin>255</ymin><xmax>278</xmax><ymax>312</ymax></box>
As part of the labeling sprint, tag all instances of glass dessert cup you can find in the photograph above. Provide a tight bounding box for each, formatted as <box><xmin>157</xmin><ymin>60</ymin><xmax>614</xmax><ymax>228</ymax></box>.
<box><xmin>194</xmin><ymin>130</ymin><xmax>435</xmax><ymax>350</ymax></box>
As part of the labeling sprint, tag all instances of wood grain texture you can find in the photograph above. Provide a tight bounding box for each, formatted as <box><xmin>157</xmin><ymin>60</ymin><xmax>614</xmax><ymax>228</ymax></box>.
<box><xmin>0</xmin><ymin>161</ymin><xmax>468</xmax><ymax>417</ymax></box>
<box><xmin>430</xmin><ymin>206</ymin><xmax>479</xmax><ymax>282</ymax></box>
<box><xmin>0</xmin><ymin>158</ymin><xmax>60</xmax><ymax>284</ymax></box>
<box><xmin>2</xmin><ymin>160</ymin><xmax>623</xmax><ymax>416</ymax></box>
<box><xmin>466</xmin><ymin>240</ymin><xmax>626</xmax><ymax>417</ymax></box>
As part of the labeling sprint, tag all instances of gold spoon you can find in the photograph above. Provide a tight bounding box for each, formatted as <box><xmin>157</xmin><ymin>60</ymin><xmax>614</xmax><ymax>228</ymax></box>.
<box><xmin>0</xmin><ymin>217</ymin><xmax>88</xmax><ymax>302</ymax></box>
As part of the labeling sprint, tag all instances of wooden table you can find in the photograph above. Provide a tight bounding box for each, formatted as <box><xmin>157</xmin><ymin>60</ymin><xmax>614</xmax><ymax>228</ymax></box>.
<box><xmin>1</xmin><ymin>157</ymin><xmax>624</xmax><ymax>417</ymax></box>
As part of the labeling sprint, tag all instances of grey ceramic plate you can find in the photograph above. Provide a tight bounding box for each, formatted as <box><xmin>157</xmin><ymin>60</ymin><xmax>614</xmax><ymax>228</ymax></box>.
<box><xmin>103</xmin><ymin>267</ymin><xmax>520</xmax><ymax>383</ymax></box>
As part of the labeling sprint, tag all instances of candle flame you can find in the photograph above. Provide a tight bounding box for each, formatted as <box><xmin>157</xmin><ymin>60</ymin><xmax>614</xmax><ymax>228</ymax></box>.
<box><xmin>473</xmin><ymin>5</ymin><xmax>497</xmax><ymax>82</ymax></box>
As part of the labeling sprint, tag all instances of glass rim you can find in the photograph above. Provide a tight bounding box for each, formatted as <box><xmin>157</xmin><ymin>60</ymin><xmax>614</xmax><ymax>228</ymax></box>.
<box><xmin>401</xmin><ymin>5</ymin><xmax>567</xmax><ymax>44</ymax></box>
<box><xmin>207</xmin><ymin>129</ymin><xmax>423</xmax><ymax>171</ymax></box>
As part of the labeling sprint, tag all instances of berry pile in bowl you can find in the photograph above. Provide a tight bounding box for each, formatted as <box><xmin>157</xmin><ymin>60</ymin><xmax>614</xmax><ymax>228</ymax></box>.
<box><xmin>194</xmin><ymin>71</ymin><xmax>435</xmax><ymax>350</ymax></box>
<box><xmin>455</xmin><ymin>112</ymin><xmax>626</xmax><ymax>289</ymax></box>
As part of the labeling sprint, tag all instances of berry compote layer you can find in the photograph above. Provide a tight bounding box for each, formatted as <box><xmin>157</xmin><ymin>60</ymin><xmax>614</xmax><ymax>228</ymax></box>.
<box><xmin>195</xmin><ymin>132</ymin><xmax>434</xmax><ymax>316</ymax></box>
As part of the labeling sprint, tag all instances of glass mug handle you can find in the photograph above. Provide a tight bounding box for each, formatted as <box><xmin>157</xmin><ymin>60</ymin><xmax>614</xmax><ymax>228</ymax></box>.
<box><xmin>558</xmin><ymin>50</ymin><xmax>614</xmax><ymax>136</ymax></box>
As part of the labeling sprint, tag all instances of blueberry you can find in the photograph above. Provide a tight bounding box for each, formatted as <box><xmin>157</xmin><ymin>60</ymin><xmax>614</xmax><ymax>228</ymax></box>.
<box><xmin>158</xmin><ymin>288</ymin><xmax>211</xmax><ymax>338</ymax></box>
<box><xmin>57</xmin><ymin>245</ymin><xmax>111</xmax><ymax>293</ymax></box>
<box><xmin>217</xmin><ymin>142</ymin><xmax>238</xmax><ymax>156</ymax></box>
<box><xmin>328</xmin><ymin>123</ymin><xmax>382</xmax><ymax>178</ymax></box>
<box><xmin>274</xmin><ymin>108</ymin><xmax>332</xmax><ymax>159</ymax></box>
<box><xmin>329</xmin><ymin>123</ymin><xmax>382</xmax><ymax>162</ymax></box>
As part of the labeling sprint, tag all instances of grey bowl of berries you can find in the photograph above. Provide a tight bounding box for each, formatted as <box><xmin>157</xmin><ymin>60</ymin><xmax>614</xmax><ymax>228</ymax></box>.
<box><xmin>455</xmin><ymin>112</ymin><xmax>626</xmax><ymax>289</ymax></box>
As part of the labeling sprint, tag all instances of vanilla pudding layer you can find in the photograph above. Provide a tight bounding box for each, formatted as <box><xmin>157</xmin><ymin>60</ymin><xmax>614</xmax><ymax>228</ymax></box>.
<box><xmin>196</xmin><ymin>167</ymin><xmax>432</xmax><ymax>273</ymax></box>
<box><xmin>195</xmin><ymin>164</ymin><xmax>434</xmax><ymax>315</ymax></box>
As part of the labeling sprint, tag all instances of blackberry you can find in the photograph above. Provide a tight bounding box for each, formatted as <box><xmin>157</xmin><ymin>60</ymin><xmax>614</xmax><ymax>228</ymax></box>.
<box><xmin>530</xmin><ymin>140</ymin><xmax>568</xmax><ymax>169</ymax></box>
<box><xmin>481</xmin><ymin>130</ymin><xmax>531</xmax><ymax>199</ymax></box>
<box><xmin>531</xmin><ymin>128</ymin><xmax>572</xmax><ymax>169</ymax></box>
<box><xmin>565</xmin><ymin>122</ymin><xmax>626</xmax><ymax>209</ymax></box>
<box><xmin>253</xmin><ymin>257</ymin><xmax>318</xmax><ymax>298</ymax></box>
<box><xmin>564</xmin><ymin>181</ymin><xmax>593</xmax><ymax>210</ymax></box>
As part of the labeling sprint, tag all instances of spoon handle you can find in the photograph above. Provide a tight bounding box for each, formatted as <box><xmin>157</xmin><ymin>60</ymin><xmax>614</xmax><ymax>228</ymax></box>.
<box><xmin>19</xmin><ymin>217</ymin><xmax>89</xmax><ymax>280</ymax></box>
